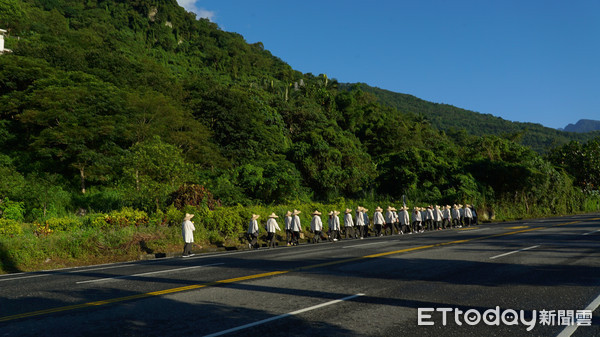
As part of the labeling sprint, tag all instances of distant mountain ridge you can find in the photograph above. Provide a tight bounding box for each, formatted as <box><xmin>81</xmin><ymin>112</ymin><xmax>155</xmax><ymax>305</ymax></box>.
<box><xmin>344</xmin><ymin>83</ymin><xmax>600</xmax><ymax>153</ymax></box>
<box><xmin>562</xmin><ymin>119</ymin><xmax>600</xmax><ymax>133</ymax></box>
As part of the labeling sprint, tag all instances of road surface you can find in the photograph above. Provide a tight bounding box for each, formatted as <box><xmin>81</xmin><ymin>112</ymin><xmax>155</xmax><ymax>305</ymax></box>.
<box><xmin>1</xmin><ymin>214</ymin><xmax>599</xmax><ymax>336</ymax></box>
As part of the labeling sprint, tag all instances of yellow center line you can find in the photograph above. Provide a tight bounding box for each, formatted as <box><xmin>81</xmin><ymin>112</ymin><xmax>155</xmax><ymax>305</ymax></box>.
<box><xmin>0</xmin><ymin>218</ymin><xmax>590</xmax><ymax>322</ymax></box>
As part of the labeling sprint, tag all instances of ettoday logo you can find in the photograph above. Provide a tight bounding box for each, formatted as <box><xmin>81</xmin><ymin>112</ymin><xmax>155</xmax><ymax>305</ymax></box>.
<box><xmin>418</xmin><ymin>307</ymin><xmax>593</xmax><ymax>331</ymax></box>
<box><xmin>418</xmin><ymin>307</ymin><xmax>536</xmax><ymax>331</ymax></box>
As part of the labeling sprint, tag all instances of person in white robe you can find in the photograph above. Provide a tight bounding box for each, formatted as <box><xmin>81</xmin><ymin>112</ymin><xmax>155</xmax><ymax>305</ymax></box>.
<box><xmin>434</xmin><ymin>205</ymin><xmax>443</xmax><ymax>230</ymax></box>
<box><xmin>182</xmin><ymin>213</ymin><xmax>196</xmax><ymax>257</ymax></box>
<box><xmin>399</xmin><ymin>206</ymin><xmax>410</xmax><ymax>233</ymax></box>
<box><xmin>329</xmin><ymin>210</ymin><xmax>341</xmax><ymax>241</ymax></box>
<box><xmin>291</xmin><ymin>209</ymin><xmax>302</xmax><ymax>246</ymax></box>
<box><xmin>284</xmin><ymin>210</ymin><xmax>293</xmax><ymax>246</ymax></box>
<box><xmin>344</xmin><ymin>208</ymin><xmax>354</xmax><ymax>239</ymax></box>
<box><xmin>413</xmin><ymin>207</ymin><xmax>423</xmax><ymax>233</ymax></box>
<box><xmin>442</xmin><ymin>205</ymin><xmax>451</xmax><ymax>229</ymax></box>
<box><xmin>425</xmin><ymin>205</ymin><xmax>434</xmax><ymax>231</ymax></box>
<box><xmin>355</xmin><ymin>207</ymin><xmax>365</xmax><ymax>239</ymax></box>
<box><xmin>247</xmin><ymin>214</ymin><xmax>260</xmax><ymax>249</ymax></box>
<box><xmin>310</xmin><ymin>210</ymin><xmax>325</xmax><ymax>243</ymax></box>
<box><xmin>464</xmin><ymin>204</ymin><xmax>473</xmax><ymax>227</ymax></box>
<box><xmin>451</xmin><ymin>204</ymin><xmax>460</xmax><ymax>228</ymax></box>
<box><xmin>266</xmin><ymin>212</ymin><xmax>281</xmax><ymax>248</ymax></box>
<box><xmin>373</xmin><ymin>206</ymin><xmax>385</xmax><ymax>237</ymax></box>
<box><xmin>361</xmin><ymin>207</ymin><xmax>370</xmax><ymax>239</ymax></box>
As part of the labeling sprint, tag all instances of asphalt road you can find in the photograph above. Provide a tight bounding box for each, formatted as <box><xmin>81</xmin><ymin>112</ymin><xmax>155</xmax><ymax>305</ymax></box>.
<box><xmin>1</xmin><ymin>214</ymin><xmax>599</xmax><ymax>337</ymax></box>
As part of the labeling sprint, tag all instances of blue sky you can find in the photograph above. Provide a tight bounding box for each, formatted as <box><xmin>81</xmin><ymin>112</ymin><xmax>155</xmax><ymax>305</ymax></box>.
<box><xmin>177</xmin><ymin>0</ymin><xmax>599</xmax><ymax>129</ymax></box>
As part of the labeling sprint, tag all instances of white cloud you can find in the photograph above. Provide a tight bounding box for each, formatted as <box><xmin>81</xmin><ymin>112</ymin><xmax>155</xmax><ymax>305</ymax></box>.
<box><xmin>177</xmin><ymin>1</ymin><xmax>216</xmax><ymax>21</ymax></box>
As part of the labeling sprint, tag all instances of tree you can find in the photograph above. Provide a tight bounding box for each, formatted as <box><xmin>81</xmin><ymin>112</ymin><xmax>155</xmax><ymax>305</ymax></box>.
<box><xmin>16</xmin><ymin>72</ymin><xmax>127</xmax><ymax>193</ymax></box>
<box><xmin>121</xmin><ymin>136</ymin><xmax>192</xmax><ymax>211</ymax></box>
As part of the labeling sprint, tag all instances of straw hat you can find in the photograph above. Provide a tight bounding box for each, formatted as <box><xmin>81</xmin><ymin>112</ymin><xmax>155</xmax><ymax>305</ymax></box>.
<box><xmin>285</xmin><ymin>210</ymin><xmax>292</xmax><ymax>217</ymax></box>
<box><xmin>362</xmin><ymin>208</ymin><xmax>369</xmax><ymax>213</ymax></box>
<box><xmin>184</xmin><ymin>213</ymin><xmax>194</xmax><ymax>221</ymax></box>
<box><xmin>334</xmin><ymin>210</ymin><xmax>341</xmax><ymax>216</ymax></box>
<box><xmin>268</xmin><ymin>212</ymin><xmax>278</xmax><ymax>218</ymax></box>
<box><xmin>345</xmin><ymin>208</ymin><xmax>353</xmax><ymax>214</ymax></box>
<box><xmin>328</xmin><ymin>211</ymin><xmax>334</xmax><ymax>216</ymax></box>
<box><xmin>293</xmin><ymin>209</ymin><xmax>301</xmax><ymax>215</ymax></box>
<box><xmin>376</xmin><ymin>206</ymin><xmax>383</xmax><ymax>212</ymax></box>
<box><xmin>251</xmin><ymin>214</ymin><xmax>260</xmax><ymax>220</ymax></box>
<box><xmin>312</xmin><ymin>210</ymin><xmax>322</xmax><ymax>216</ymax></box>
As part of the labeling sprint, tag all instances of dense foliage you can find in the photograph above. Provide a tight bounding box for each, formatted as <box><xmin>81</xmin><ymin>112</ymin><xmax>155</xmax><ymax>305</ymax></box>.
<box><xmin>0</xmin><ymin>0</ymin><xmax>599</xmax><ymax>269</ymax></box>
<box><xmin>349</xmin><ymin>83</ymin><xmax>600</xmax><ymax>154</ymax></box>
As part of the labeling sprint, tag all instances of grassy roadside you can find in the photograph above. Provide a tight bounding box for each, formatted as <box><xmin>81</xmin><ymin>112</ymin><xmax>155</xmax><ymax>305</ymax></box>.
<box><xmin>1</xmin><ymin>200</ymin><xmax>598</xmax><ymax>274</ymax></box>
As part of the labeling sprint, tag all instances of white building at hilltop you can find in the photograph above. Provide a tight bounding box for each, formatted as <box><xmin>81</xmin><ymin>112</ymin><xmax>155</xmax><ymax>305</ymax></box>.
<box><xmin>0</xmin><ymin>29</ymin><xmax>12</xmax><ymax>54</ymax></box>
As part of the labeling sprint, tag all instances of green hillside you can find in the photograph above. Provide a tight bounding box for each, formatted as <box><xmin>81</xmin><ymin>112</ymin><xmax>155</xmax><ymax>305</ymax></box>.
<box><xmin>347</xmin><ymin>83</ymin><xmax>600</xmax><ymax>154</ymax></box>
<box><xmin>0</xmin><ymin>0</ymin><xmax>598</xmax><ymax>226</ymax></box>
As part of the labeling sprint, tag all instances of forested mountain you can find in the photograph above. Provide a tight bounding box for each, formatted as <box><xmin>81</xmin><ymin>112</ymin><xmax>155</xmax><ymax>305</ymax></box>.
<box><xmin>346</xmin><ymin>83</ymin><xmax>600</xmax><ymax>154</ymax></box>
<box><xmin>0</xmin><ymin>0</ymin><xmax>598</xmax><ymax>224</ymax></box>
<box><xmin>563</xmin><ymin>119</ymin><xmax>600</xmax><ymax>133</ymax></box>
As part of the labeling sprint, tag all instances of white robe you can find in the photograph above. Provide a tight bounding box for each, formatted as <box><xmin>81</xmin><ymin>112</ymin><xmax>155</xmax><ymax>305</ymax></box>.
<box><xmin>291</xmin><ymin>215</ymin><xmax>302</xmax><ymax>231</ymax></box>
<box><xmin>248</xmin><ymin>219</ymin><xmax>259</xmax><ymax>235</ymax></box>
<box><xmin>434</xmin><ymin>209</ymin><xmax>443</xmax><ymax>221</ymax></box>
<box><xmin>464</xmin><ymin>207</ymin><xmax>473</xmax><ymax>219</ymax></box>
<box><xmin>344</xmin><ymin>213</ymin><xmax>354</xmax><ymax>227</ymax></box>
<box><xmin>285</xmin><ymin>216</ymin><xmax>292</xmax><ymax>230</ymax></box>
<box><xmin>266</xmin><ymin>218</ymin><xmax>281</xmax><ymax>233</ymax></box>
<box><xmin>311</xmin><ymin>215</ymin><xmax>323</xmax><ymax>231</ymax></box>
<box><xmin>451</xmin><ymin>208</ymin><xmax>459</xmax><ymax>219</ymax></box>
<box><xmin>413</xmin><ymin>211</ymin><xmax>422</xmax><ymax>222</ymax></box>
<box><xmin>385</xmin><ymin>211</ymin><xmax>394</xmax><ymax>224</ymax></box>
<box><xmin>182</xmin><ymin>220</ymin><xmax>195</xmax><ymax>243</ymax></box>
<box><xmin>374</xmin><ymin>211</ymin><xmax>385</xmax><ymax>225</ymax></box>
<box><xmin>399</xmin><ymin>210</ymin><xmax>410</xmax><ymax>225</ymax></box>
<box><xmin>356</xmin><ymin>212</ymin><xmax>365</xmax><ymax>226</ymax></box>
<box><xmin>331</xmin><ymin>215</ymin><xmax>341</xmax><ymax>231</ymax></box>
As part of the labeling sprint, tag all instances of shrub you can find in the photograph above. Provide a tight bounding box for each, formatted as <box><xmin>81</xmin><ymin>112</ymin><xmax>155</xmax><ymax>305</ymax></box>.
<box><xmin>44</xmin><ymin>216</ymin><xmax>81</xmax><ymax>232</ymax></box>
<box><xmin>0</xmin><ymin>198</ymin><xmax>25</xmax><ymax>222</ymax></box>
<box><xmin>82</xmin><ymin>213</ymin><xmax>110</xmax><ymax>229</ymax></box>
<box><xmin>203</xmin><ymin>206</ymin><xmax>245</xmax><ymax>236</ymax></box>
<box><xmin>0</xmin><ymin>218</ymin><xmax>23</xmax><ymax>236</ymax></box>
<box><xmin>104</xmin><ymin>207</ymin><xmax>149</xmax><ymax>228</ymax></box>
<box><xmin>165</xmin><ymin>204</ymin><xmax>184</xmax><ymax>226</ymax></box>
<box><xmin>170</xmin><ymin>184</ymin><xmax>221</xmax><ymax>210</ymax></box>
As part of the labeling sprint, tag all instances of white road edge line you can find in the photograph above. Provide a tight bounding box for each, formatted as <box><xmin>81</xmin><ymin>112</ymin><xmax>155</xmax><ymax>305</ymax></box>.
<box><xmin>76</xmin><ymin>263</ymin><xmax>224</xmax><ymax>284</ymax></box>
<box><xmin>489</xmin><ymin>245</ymin><xmax>540</xmax><ymax>260</ymax></box>
<box><xmin>556</xmin><ymin>290</ymin><xmax>600</xmax><ymax>337</ymax></box>
<box><xmin>0</xmin><ymin>264</ymin><xmax>138</xmax><ymax>283</ymax></box>
<box><xmin>581</xmin><ymin>229</ymin><xmax>600</xmax><ymax>236</ymax></box>
<box><xmin>342</xmin><ymin>241</ymin><xmax>389</xmax><ymax>248</ymax></box>
<box><xmin>203</xmin><ymin>293</ymin><xmax>365</xmax><ymax>337</ymax></box>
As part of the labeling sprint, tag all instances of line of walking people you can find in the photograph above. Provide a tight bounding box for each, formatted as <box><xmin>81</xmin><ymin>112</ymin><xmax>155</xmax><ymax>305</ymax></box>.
<box><xmin>246</xmin><ymin>204</ymin><xmax>478</xmax><ymax>249</ymax></box>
